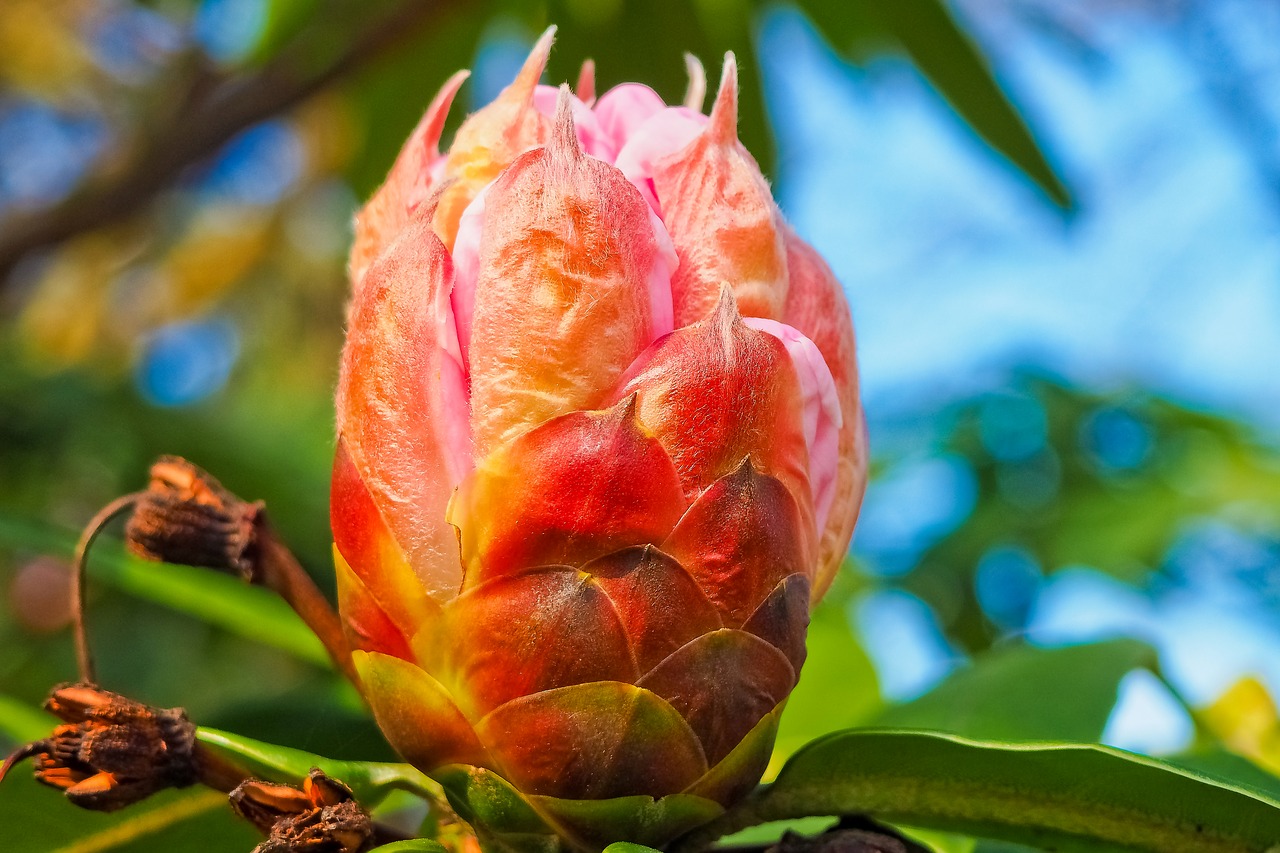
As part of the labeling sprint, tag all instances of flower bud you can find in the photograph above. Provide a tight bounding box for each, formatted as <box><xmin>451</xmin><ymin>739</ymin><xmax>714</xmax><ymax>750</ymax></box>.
<box><xmin>333</xmin><ymin>30</ymin><xmax>867</xmax><ymax>848</ymax></box>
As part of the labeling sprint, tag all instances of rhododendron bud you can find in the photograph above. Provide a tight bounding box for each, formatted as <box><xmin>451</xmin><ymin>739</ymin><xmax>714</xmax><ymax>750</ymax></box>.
<box><xmin>332</xmin><ymin>28</ymin><xmax>867</xmax><ymax>849</ymax></box>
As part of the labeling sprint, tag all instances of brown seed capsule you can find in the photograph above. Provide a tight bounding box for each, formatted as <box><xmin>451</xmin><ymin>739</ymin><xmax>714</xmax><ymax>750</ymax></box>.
<box><xmin>0</xmin><ymin>684</ymin><xmax>197</xmax><ymax>812</ymax></box>
<box><xmin>231</xmin><ymin>769</ymin><xmax>375</xmax><ymax>853</ymax></box>
<box><xmin>124</xmin><ymin>456</ymin><xmax>262</xmax><ymax>580</ymax></box>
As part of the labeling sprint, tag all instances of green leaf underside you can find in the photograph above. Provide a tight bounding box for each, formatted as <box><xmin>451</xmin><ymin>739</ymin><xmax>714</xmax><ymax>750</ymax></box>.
<box><xmin>0</xmin><ymin>516</ymin><xmax>329</xmax><ymax>666</ymax></box>
<box><xmin>685</xmin><ymin>729</ymin><xmax>1280</xmax><ymax>853</ymax></box>
<box><xmin>0</xmin><ymin>771</ymin><xmax>257</xmax><ymax>853</ymax></box>
<box><xmin>875</xmin><ymin>639</ymin><xmax>1158</xmax><ymax>743</ymax></box>
<box><xmin>196</xmin><ymin>728</ymin><xmax>437</xmax><ymax>807</ymax></box>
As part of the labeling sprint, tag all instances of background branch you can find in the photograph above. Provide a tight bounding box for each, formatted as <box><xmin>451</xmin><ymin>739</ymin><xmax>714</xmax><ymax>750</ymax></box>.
<box><xmin>0</xmin><ymin>1</ymin><xmax>441</xmax><ymax>286</ymax></box>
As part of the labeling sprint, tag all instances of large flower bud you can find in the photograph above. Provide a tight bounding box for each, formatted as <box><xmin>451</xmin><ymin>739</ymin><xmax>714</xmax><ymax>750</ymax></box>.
<box><xmin>332</xmin><ymin>29</ymin><xmax>867</xmax><ymax>850</ymax></box>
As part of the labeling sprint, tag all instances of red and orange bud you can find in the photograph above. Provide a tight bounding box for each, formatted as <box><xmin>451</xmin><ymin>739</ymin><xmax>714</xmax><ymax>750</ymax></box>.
<box><xmin>333</xmin><ymin>29</ymin><xmax>867</xmax><ymax>849</ymax></box>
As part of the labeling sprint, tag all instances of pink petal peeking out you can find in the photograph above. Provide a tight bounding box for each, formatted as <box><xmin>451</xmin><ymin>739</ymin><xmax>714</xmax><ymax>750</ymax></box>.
<box><xmin>742</xmin><ymin>317</ymin><xmax>842</xmax><ymax>535</ymax></box>
<box><xmin>614</xmin><ymin>106</ymin><xmax>710</xmax><ymax>214</ymax></box>
<box><xmin>595</xmin><ymin>84</ymin><xmax>668</xmax><ymax>155</ymax></box>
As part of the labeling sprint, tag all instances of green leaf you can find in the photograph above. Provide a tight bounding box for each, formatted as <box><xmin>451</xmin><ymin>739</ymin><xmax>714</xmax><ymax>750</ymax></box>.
<box><xmin>196</xmin><ymin>728</ymin><xmax>438</xmax><ymax>808</ymax></box>
<box><xmin>602</xmin><ymin>844</ymin><xmax>663</xmax><ymax>853</ymax></box>
<box><xmin>0</xmin><ymin>771</ymin><xmax>258</xmax><ymax>853</ymax></box>
<box><xmin>0</xmin><ymin>516</ymin><xmax>330</xmax><ymax>667</ymax></box>
<box><xmin>773</xmin><ymin>590</ymin><xmax>881</xmax><ymax>762</ymax></box>
<box><xmin>678</xmin><ymin>729</ymin><xmax>1280</xmax><ymax>853</ymax></box>
<box><xmin>373</xmin><ymin>842</ymin><xmax>451</xmax><ymax>853</ymax></box>
<box><xmin>863</xmin><ymin>0</ymin><xmax>1071</xmax><ymax>209</ymax></box>
<box><xmin>876</xmin><ymin>640</ymin><xmax>1158</xmax><ymax>742</ymax></box>
<box><xmin>0</xmin><ymin>692</ymin><xmax>55</xmax><ymax>744</ymax></box>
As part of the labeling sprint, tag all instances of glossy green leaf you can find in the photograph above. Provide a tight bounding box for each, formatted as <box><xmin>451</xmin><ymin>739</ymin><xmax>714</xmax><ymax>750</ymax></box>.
<box><xmin>373</xmin><ymin>842</ymin><xmax>451</xmax><ymax>853</ymax></box>
<box><xmin>678</xmin><ymin>729</ymin><xmax>1280</xmax><ymax>853</ymax></box>
<box><xmin>0</xmin><ymin>516</ymin><xmax>329</xmax><ymax>667</ymax></box>
<box><xmin>876</xmin><ymin>639</ymin><xmax>1158</xmax><ymax>742</ymax></box>
<box><xmin>196</xmin><ymin>728</ymin><xmax>438</xmax><ymax>808</ymax></box>
<box><xmin>602</xmin><ymin>844</ymin><xmax>663</xmax><ymax>853</ymax></box>
<box><xmin>0</xmin><ymin>771</ymin><xmax>258</xmax><ymax>853</ymax></box>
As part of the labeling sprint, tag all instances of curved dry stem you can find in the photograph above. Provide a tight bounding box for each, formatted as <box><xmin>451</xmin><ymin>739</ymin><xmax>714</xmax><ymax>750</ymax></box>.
<box><xmin>71</xmin><ymin>493</ymin><xmax>145</xmax><ymax>684</ymax></box>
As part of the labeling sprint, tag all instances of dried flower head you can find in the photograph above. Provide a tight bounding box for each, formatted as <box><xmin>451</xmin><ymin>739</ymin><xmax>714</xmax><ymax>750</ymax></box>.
<box><xmin>231</xmin><ymin>769</ymin><xmax>375</xmax><ymax>853</ymax></box>
<box><xmin>0</xmin><ymin>684</ymin><xmax>197</xmax><ymax>811</ymax></box>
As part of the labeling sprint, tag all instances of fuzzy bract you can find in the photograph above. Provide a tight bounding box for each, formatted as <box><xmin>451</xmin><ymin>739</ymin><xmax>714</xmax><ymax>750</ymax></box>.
<box><xmin>332</xmin><ymin>27</ymin><xmax>868</xmax><ymax>850</ymax></box>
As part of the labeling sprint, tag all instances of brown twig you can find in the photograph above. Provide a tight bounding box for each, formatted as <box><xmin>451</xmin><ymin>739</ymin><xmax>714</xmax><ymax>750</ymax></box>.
<box><xmin>71</xmin><ymin>492</ymin><xmax>145</xmax><ymax>684</ymax></box>
<box><xmin>0</xmin><ymin>0</ymin><xmax>442</xmax><ymax>283</ymax></box>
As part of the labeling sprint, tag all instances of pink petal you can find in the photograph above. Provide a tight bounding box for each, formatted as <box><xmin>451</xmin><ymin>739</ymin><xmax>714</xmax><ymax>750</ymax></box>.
<box><xmin>594</xmin><ymin>83</ymin><xmax>668</xmax><ymax>152</ymax></box>
<box><xmin>448</xmin><ymin>182</ymin><xmax>491</xmax><ymax>368</ymax></box>
<box><xmin>614</xmin><ymin>106</ymin><xmax>709</xmax><ymax>214</ymax></box>
<box><xmin>742</xmin><ymin>317</ymin><xmax>841</xmax><ymax>535</ymax></box>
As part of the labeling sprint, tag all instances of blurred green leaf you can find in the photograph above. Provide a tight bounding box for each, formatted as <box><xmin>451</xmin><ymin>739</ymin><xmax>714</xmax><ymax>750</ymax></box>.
<box><xmin>0</xmin><ymin>692</ymin><xmax>55</xmax><ymax>743</ymax></box>
<box><xmin>0</xmin><ymin>771</ymin><xmax>258</xmax><ymax>853</ymax></box>
<box><xmin>602</xmin><ymin>844</ymin><xmax>663</xmax><ymax>853</ymax></box>
<box><xmin>773</xmin><ymin>584</ymin><xmax>880</xmax><ymax>763</ymax></box>
<box><xmin>860</xmin><ymin>0</ymin><xmax>1071</xmax><ymax>208</ymax></box>
<box><xmin>0</xmin><ymin>516</ymin><xmax>330</xmax><ymax>667</ymax></box>
<box><xmin>196</xmin><ymin>728</ymin><xmax>436</xmax><ymax>808</ymax></box>
<box><xmin>902</xmin><ymin>376</ymin><xmax>1280</xmax><ymax>652</ymax></box>
<box><xmin>876</xmin><ymin>639</ymin><xmax>1158</xmax><ymax>742</ymax></box>
<box><xmin>689</xmin><ymin>729</ymin><xmax>1280</xmax><ymax>853</ymax></box>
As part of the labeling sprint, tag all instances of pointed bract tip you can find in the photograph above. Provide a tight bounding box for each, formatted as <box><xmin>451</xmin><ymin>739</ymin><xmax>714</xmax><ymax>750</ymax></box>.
<box><xmin>576</xmin><ymin>58</ymin><xmax>596</xmax><ymax>104</ymax></box>
<box><xmin>730</xmin><ymin>453</ymin><xmax>761</xmax><ymax>480</ymax></box>
<box><xmin>618</xmin><ymin>391</ymin><xmax>640</xmax><ymax>422</ymax></box>
<box><xmin>551</xmin><ymin>84</ymin><xmax>583</xmax><ymax>159</ymax></box>
<box><xmin>422</xmin><ymin>69</ymin><xmax>471</xmax><ymax>156</ymax></box>
<box><xmin>683</xmin><ymin>53</ymin><xmax>707</xmax><ymax>112</ymax></box>
<box><xmin>512</xmin><ymin>25</ymin><xmax>558</xmax><ymax>96</ymax></box>
<box><xmin>708</xmin><ymin>51</ymin><xmax>739</xmax><ymax>143</ymax></box>
<box><xmin>710</xmin><ymin>282</ymin><xmax>743</xmax><ymax>327</ymax></box>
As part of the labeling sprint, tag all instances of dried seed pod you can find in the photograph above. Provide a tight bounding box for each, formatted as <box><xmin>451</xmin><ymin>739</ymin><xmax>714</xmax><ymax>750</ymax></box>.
<box><xmin>231</xmin><ymin>769</ymin><xmax>375</xmax><ymax>853</ymax></box>
<box><xmin>124</xmin><ymin>456</ymin><xmax>262</xmax><ymax>579</ymax></box>
<box><xmin>0</xmin><ymin>684</ymin><xmax>197</xmax><ymax>811</ymax></box>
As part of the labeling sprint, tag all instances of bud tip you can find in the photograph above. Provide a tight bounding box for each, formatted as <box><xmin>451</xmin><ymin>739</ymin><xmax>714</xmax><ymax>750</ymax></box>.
<box><xmin>708</xmin><ymin>51</ymin><xmax>740</xmax><ymax>144</ymax></box>
<box><xmin>683</xmin><ymin>53</ymin><xmax>707</xmax><ymax>112</ymax></box>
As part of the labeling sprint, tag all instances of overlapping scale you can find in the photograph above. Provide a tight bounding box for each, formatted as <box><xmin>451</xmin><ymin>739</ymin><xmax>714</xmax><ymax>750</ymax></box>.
<box><xmin>476</xmin><ymin>682</ymin><xmax>708</xmax><ymax>800</ymax></box>
<box><xmin>614</xmin><ymin>292</ymin><xmax>812</xmax><ymax>515</ymax></box>
<box><xmin>450</xmin><ymin>398</ymin><xmax>687</xmax><ymax>585</ymax></box>
<box><xmin>442</xmin><ymin>568</ymin><xmax>638</xmax><ymax>718</ymax></box>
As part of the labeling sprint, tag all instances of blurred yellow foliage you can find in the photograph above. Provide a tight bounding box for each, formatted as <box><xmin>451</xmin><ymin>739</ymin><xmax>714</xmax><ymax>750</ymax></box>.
<box><xmin>0</xmin><ymin>0</ymin><xmax>94</xmax><ymax>99</ymax></box>
<box><xmin>18</xmin><ymin>232</ymin><xmax>124</xmax><ymax>366</ymax></box>
<box><xmin>1201</xmin><ymin>677</ymin><xmax>1280</xmax><ymax>776</ymax></box>
<box><xmin>161</xmin><ymin>204</ymin><xmax>273</xmax><ymax>315</ymax></box>
<box><xmin>293</xmin><ymin>92</ymin><xmax>360</xmax><ymax>177</ymax></box>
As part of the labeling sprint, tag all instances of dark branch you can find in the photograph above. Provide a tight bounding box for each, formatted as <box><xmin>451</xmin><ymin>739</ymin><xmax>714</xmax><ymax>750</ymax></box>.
<box><xmin>0</xmin><ymin>1</ymin><xmax>440</xmax><ymax>285</ymax></box>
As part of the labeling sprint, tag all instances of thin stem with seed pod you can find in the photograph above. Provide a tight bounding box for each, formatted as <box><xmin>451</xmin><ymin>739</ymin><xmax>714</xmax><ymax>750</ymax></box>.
<box><xmin>71</xmin><ymin>492</ymin><xmax>145</xmax><ymax>684</ymax></box>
